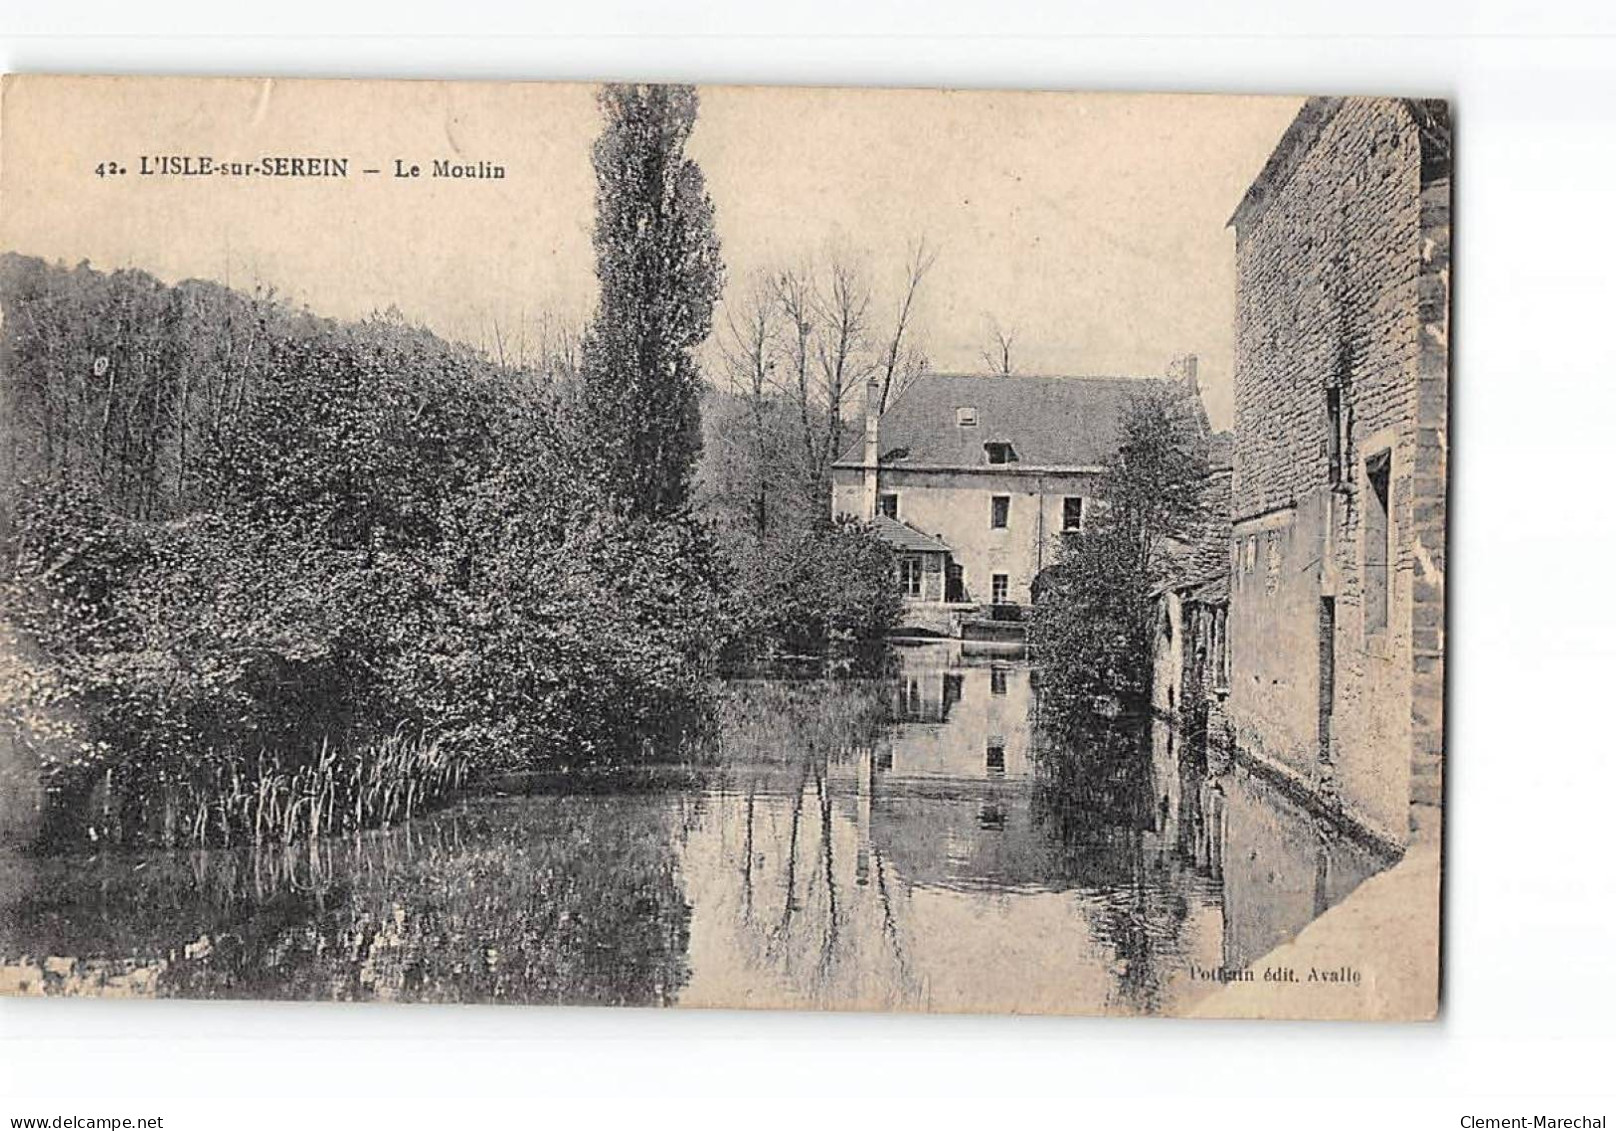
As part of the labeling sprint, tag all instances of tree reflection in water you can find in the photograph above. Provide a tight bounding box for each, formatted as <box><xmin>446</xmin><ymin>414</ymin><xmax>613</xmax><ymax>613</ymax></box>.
<box><xmin>1</xmin><ymin>794</ymin><xmax>693</xmax><ymax>1007</ymax></box>
<box><xmin>678</xmin><ymin>661</ymin><xmax>1224</xmax><ymax>1016</ymax></box>
<box><xmin>1031</xmin><ymin>720</ymin><xmax>1200</xmax><ymax>1016</ymax></box>
<box><xmin>681</xmin><ymin>677</ymin><xmax>926</xmax><ymax>1010</ymax></box>
<box><xmin>2</xmin><ymin>644</ymin><xmax>1389</xmax><ymax>1014</ymax></box>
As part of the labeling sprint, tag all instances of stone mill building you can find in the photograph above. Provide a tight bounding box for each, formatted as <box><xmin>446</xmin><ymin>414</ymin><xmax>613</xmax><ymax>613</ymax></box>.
<box><xmin>831</xmin><ymin>363</ymin><xmax>1203</xmax><ymax>636</ymax></box>
<box><xmin>1225</xmin><ymin>96</ymin><xmax>1450</xmax><ymax>850</ymax></box>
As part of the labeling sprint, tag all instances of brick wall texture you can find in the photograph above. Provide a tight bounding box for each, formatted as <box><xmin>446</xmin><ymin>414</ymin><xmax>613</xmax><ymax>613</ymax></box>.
<box><xmin>1227</xmin><ymin>97</ymin><xmax>1449</xmax><ymax>848</ymax></box>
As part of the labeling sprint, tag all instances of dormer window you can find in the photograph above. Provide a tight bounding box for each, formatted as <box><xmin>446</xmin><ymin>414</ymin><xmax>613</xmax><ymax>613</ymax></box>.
<box><xmin>984</xmin><ymin>441</ymin><xmax>1016</xmax><ymax>465</ymax></box>
<box><xmin>956</xmin><ymin>406</ymin><xmax>978</xmax><ymax>427</ymax></box>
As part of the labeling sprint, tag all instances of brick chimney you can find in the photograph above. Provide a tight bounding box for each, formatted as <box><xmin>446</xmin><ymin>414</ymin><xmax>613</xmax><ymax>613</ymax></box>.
<box><xmin>1168</xmin><ymin>353</ymin><xmax>1200</xmax><ymax>392</ymax></box>
<box><xmin>1168</xmin><ymin>353</ymin><xmax>1213</xmax><ymax>438</ymax></box>
<box><xmin>863</xmin><ymin>376</ymin><xmax>881</xmax><ymax>520</ymax></box>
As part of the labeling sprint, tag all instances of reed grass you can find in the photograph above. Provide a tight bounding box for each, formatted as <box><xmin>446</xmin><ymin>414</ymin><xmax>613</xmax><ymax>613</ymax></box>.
<box><xmin>123</xmin><ymin>729</ymin><xmax>471</xmax><ymax>849</ymax></box>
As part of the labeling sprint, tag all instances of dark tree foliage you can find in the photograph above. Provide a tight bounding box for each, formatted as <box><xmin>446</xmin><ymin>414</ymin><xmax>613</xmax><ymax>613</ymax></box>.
<box><xmin>0</xmin><ymin>254</ymin><xmax>725</xmax><ymax>848</ymax></box>
<box><xmin>723</xmin><ymin>517</ymin><xmax>902</xmax><ymax>670</ymax></box>
<box><xmin>1030</xmin><ymin>385</ymin><xmax>1209</xmax><ymax>725</ymax></box>
<box><xmin>697</xmin><ymin>366</ymin><xmax>901</xmax><ymax>671</ymax></box>
<box><xmin>696</xmin><ymin>385</ymin><xmax>819</xmax><ymax>548</ymax></box>
<box><xmin>0</xmin><ymin>254</ymin><xmax>301</xmax><ymax>529</ymax></box>
<box><xmin>582</xmin><ymin>84</ymin><xmax>724</xmax><ymax>521</ymax></box>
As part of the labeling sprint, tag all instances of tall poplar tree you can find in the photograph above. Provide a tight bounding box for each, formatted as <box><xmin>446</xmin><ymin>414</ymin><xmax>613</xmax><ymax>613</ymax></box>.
<box><xmin>582</xmin><ymin>83</ymin><xmax>724</xmax><ymax>520</ymax></box>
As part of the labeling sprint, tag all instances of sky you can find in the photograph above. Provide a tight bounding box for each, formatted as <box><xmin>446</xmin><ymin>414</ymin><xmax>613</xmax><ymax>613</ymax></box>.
<box><xmin>0</xmin><ymin>76</ymin><xmax>1301</xmax><ymax>430</ymax></box>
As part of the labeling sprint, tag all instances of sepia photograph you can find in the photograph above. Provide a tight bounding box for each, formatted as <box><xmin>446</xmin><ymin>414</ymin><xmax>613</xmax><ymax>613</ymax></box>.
<box><xmin>0</xmin><ymin>76</ymin><xmax>1450</xmax><ymax>1020</ymax></box>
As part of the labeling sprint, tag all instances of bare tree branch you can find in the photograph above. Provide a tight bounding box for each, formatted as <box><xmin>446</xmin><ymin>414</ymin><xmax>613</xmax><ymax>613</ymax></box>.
<box><xmin>876</xmin><ymin>236</ymin><xmax>936</xmax><ymax>413</ymax></box>
<box><xmin>812</xmin><ymin>256</ymin><xmax>872</xmax><ymax>476</ymax></box>
<box><xmin>717</xmin><ymin>272</ymin><xmax>781</xmax><ymax>541</ymax></box>
<box><xmin>773</xmin><ymin>266</ymin><xmax>819</xmax><ymax>503</ymax></box>
<box><xmin>980</xmin><ymin>318</ymin><xmax>1014</xmax><ymax>376</ymax></box>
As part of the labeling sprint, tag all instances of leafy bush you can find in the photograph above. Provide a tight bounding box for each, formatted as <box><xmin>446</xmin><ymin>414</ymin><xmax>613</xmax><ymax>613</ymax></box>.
<box><xmin>0</xmin><ymin>257</ymin><xmax>729</xmax><ymax>847</ymax></box>
<box><xmin>1029</xmin><ymin>526</ymin><xmax>1154</xmax><ymax>724</ymax></box>
<box><xmin>1029</xmin><ymin>386</ymin><xmax>1210</xmax><ymax>727</ymax></box>
<box><xmin>397</xmin><ymin>500</ymin><xmax>727</xmax><ymax>769</ymax></box>
<box><xmin>726</xmin><ymin>518</ymin><xmax>900</xmax><ymax>668</ymax></box>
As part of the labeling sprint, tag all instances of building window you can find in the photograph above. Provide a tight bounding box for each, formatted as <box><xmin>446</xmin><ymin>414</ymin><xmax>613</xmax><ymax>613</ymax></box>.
<box><xmin>990</xmin><ymin>495</ymin><xmax>1010</xmax><ymax>529</ymax></box>
<box><xmin>985</xmin><ymin>743</ymin><xmax>1006</xmax><ymax>776</ymax></box>
<box><xmin>991</xmin><ymin>573</ymin><xmax>1010</xmax><ymax>605</ymax></box>
<box><xmin>1326</xmin><ymin>387</ymin><xmax>1344</xmax><ymax>486</ymax></box>
<box><xmin>990</xmin><ymin>667</ymin><xmax>1008</xmax><ymax>696</ymax></box>
<box><xmin>877</xmin><ymin>493</ymin><xmax>899</xmax><ymax>519</ymax></box>
<box><xmin>984</xmin><ymin>441</ymin><xmax>1015</xmax><ymax>464</ymax></box>
<box><xmin>1364</xmin><ymin>450</ymin><xmax>1392</xmax><ymax>633</ymax></box>
<box><xmin>1062</xmin><ymin>496</ymin><xmax>1084</xmax><ymax>532</ymax></box>
<box><xmin>900</xmin><ymin>556</ymin><xmax>923</xmax><ymax>598</ymax></box>
<box><xmin>956</xmin><ymin>406</ymin><xmax>978</xmax><ymax>427</ymax></box>
<box><xmin>946</xmin><ymin>562</ymin><xmax>966</xmax><ymax>603</ymax></box>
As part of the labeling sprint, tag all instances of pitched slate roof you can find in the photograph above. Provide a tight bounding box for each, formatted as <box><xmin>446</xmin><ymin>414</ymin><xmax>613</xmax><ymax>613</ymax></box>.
<box><xmin>870</xmin><ymin>514</ymin><xmax>951</xmax><ymax>554</ymax></box>
<box><xmin>835</xmin><ymin>372</ymin><xmax>1176</xmax><ymax>470</ymax></box>
<box><xmin>1185</xmin><ymin>575</ymin><xmax>1229</xmax><ymax>606</ymax></box>
<box><xmin>1155</xmin><ymin>463</ymin><xmax>1233</xmax><ymax>599</ymax></box>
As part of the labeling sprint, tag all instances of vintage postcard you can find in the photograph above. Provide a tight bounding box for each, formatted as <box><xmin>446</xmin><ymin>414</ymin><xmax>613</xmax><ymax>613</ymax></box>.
<box><xmin>0</xmin><ymin>76</ymin><xmax>1448</xmax><ymax>1019</ymax></box>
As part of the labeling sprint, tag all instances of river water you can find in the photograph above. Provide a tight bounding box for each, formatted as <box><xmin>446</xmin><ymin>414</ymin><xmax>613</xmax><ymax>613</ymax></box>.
<box><xmin>0</xmin><ymin>642</ymin><xmax>1393</xmax><ymax>1015</ymax></box>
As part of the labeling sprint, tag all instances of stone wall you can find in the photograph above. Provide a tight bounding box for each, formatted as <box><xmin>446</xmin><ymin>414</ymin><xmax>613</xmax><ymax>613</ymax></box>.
<box><xmin>1408</xmin><ymin>161</ymin><xmax>1450</xmax><ymax>839</ymax></box>
<box><xmin>1227</xmin><ymin>97</ymin><xmax>1449</xmax><ymax>848</ymax></box>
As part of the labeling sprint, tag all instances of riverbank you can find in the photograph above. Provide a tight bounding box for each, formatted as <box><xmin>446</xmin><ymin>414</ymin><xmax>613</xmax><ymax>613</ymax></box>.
<box><xmin>1190</xmin><ymin>841</ymin><xmax>1442</xmax><ymax>1021</ymax></box>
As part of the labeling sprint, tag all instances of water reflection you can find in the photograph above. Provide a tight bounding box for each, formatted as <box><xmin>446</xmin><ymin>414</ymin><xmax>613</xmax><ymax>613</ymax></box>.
<box><xmin>677</xmin><ymin>647</ymin><xmax>1227</xmax><ymax>1015</ymax></box>
<box><xmin>0</xmin><ymin>642</ymin><xmax>1394</xmax><ymax>1014</ymax></box>
<box><xmin>0</xmin><ymin>797</ymin><xmax>692</xmax><ymax>1006</ymax></box>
